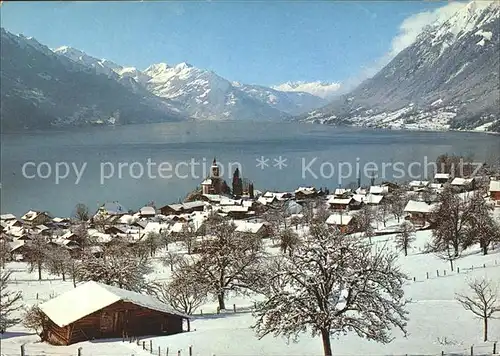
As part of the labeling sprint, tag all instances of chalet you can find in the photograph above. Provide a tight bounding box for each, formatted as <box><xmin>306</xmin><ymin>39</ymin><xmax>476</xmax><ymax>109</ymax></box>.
<box><xmin>327</xmin><ymin>197</ymin><xmax>352</xmax><ymax>211</ymax></box>
<box><xmin>9</xmin><ymin>240</ymin><xmax>29</xmax><ymax>261</ymax></box>
<box><xmin>489</xmin><ymin>180</ymin><xmax>500</xmax><ymax>205</ymax></box>
<box><xmin>451</xmin><ymin>177</ymin><xmax>475</xmax><ymax>191</ymax></box>
<box><xmin>325</xmin><ymin>214</ymin><xmax>355</xmax><ymax>233</ymax></box>
<box><xmin>21</xmin><ymin>210</ymin><xmax>51</xmax><ymax>226</ymax></box>
<box><xmin>284</xmin><ymin>200</ymin><xmax>303</xmax><ymax>215</ymax></box>
<box><xmin>52</xmin><ymin>217</ymin><xmax>71</xmax><ymax>228</ymax></box>
<box><xmin>105</xmin><ymin>225</ymin><xmax>128</xmax><ymax>235</ymax></box>
<box><xmin>334</xmin><ymin>188</ymin><xmax>352</xmax><ymax>197</ymax></box>
<box><xmin>220</xmin><ymin>205</ymin><xmax>251</xmax><ymax>219</ymax></box>
<box><xmin>201</xmin><ymin>194</ymin><xmax>223</xmax><ymax>204</ymax></box>
<box><xmin>98</xmin><ymin>202</ymin><xmax>127</xmax><ymax>216</ymax></box>
<box><xmin>369</xmin><ymin>186</ymin><xmax>389</xmax><ymax>195</ymax></box>
<box><xmin>38</xmin><ymin>281</ymin><xmax>188</xmax><ymax>345</ymax></box>
<box><xmin>139</xmin><ymin>206</ymin><xmax>156</xmax><ymax>218</ymax></box>
<box><xmin>434</xmin><ymin>173</ymin><xmax>451</xmax><ymax>184</ymax></box>
<box><xmin>363</xmin><ymin>194</ymin><xmax>384</xmax><ymax>205</ymax></box>
<box><xmin>257</xmin><ymin>196</ymin><xmax>277</xmax><ymax>206</ymax></box>
<box><xmin>403</xmin><ymin>200</ymin><xmax>437</xmax><ymax>226</ymax></box>
<box><xmin>0</xmin><ymin>213</ymin><xmax>17</xmax><ymax>222</ymax></box>
<box><xmin>294</xmin><ymin>187</ymin><xmax>317</xmax><ymax>200</ymax></box>
<box><xmin>234</xmin><ymin>221</ymin><xmax>269</xmax><ymax>238</ymax></box>
<box><xmin>160</xmin><ymin>201</ymin><xmax>206</xmax><ymax>216</ymax></box>
<box><xmin>263</xmin><ymin>191</ymin><xmax>292</xmax><ymax>201</ymax></box>
<box><xmin>408</xmin><ymin>181</ymin><xmax>430</xmax><ymax>191</ymax></box>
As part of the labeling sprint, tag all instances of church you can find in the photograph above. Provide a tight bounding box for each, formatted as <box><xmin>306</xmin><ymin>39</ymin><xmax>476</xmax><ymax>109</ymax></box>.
<box><xmin>201</xmin><ymin>158</ymin><xmax>226</xmax><ymax>195</ymax></box>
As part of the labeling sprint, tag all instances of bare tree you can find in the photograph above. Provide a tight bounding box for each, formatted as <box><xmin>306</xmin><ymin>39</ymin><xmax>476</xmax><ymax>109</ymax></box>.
<box><xmin>143</xmin><ymin>231</ymin><xmax>161</xmax><ymax>257</ymax></box>
<box><xmin>456</xmin><ymin>278</ymin><xmax>500</xmax><ymax>341</ymax></box>
<box><xmin>22</xmin><ymin>305</ymin><xmax>47</xmax><ymax>336</ymax></box>
<box><xmin>278</xmin><ymin>228</ymin><xmax>300</xmax><ymax>257</ymax></box>
<box><xmin>45</xmin><ymin>246</ymin><xmax>73</xmax><ymax>281</ymax></box>
<box><xmin>73</xmin><ymin>203</ymin><xmax>90</xmax><ymax>222</ymax></box>
<box><xmin>431</xmin><ymin>185</ymin><xmax>470</xmax><ymax>258</ymax></box>
<box><xmin>253</xmin><ymin>223</ymin><xmax>408</xmax><ymax>356</ymax></box>
<box><xmin>388</xmin><ymin>187</ymin><xmax>409</xmax><ymax>223</ymax></box>
<box><xmin>178</xmin><ymin>223</ymin><xmax>196</xmax><ymax>255</ymax></box>
<box><xmin>354</xmin><ymin>205</ymin><xmax>375</xmax><ymax>242</ymax></box>
<box><xmin>155</xmin><ymin>260</ymin><xmax>206</xmax><ymax>331</ymax></box>
<box><xmin>0</xmin><ymin>236</ymin><xmax>10</xmax><ymax>269</ymax></box>
<box><xmin>463</xmin><ymin>192</ymin><xmax>500</xmax><ymax>255</ymax></box>
<box><xmin>377</xmin><ymin>202</ymin><xmax>391</xmax><ymax>228</ymax></box>
<box><xmin>0</xmin><ymin>270</ymin><xmax>23</xmax><ymax>332</ymax></box>
<box><xmin>25</xmin><ymin>235</ymin><xmax>49</xmax><ymax>281</ymax></box>
<box><xmin>162</xmin><ymin>252</ymin><xmax>184</xmax><ymax>272</ymax></box>
<box><xmin>184</xmin><ymin>219</ymin><xmax>265</xmax><ymax>310</ymax></box>
<box><xmin>395</xmin><ymin>221</ymin><xmax>416</xmax><ymax>257</ymax></box>
<box><xmin>77</xmin><ymin>248</ymin><xmax>152</xmax><ymax>292</ymax></box>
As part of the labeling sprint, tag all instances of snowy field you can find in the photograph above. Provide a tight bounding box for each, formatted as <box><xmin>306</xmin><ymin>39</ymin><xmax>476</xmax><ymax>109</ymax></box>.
<box><xmin>1</xmin><ymin>229</ymin><xmax>500</xmax><ymax>356</ymax></box>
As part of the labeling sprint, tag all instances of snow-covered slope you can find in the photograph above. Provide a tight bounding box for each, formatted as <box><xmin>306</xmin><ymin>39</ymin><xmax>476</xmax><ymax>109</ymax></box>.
<box><xmin>53</xmin><ymin>48</ymin><xmax>327</xmax><ymax>121</ymax></box>
<box><xmin>0</xmin><ymin>29</ymin><xmax>185</xmax><ymax>130</ymax></box>
<box><xmin>301</xmin><ymin>0</ymin><xmax>500</xmax><ymax>132</ymax></box>
<box><xmin>272</xmin><ymin>81</ymin><xmax>342</xmax><ymax>100</ymax></box>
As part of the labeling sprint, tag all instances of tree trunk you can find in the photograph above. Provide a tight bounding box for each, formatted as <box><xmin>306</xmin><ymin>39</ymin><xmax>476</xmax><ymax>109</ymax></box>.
<box><xmin>187</xmin><ymin>318</ymin><xmax>191</xmax><ymax>332</ymax></box>
<box><xmin>449</xmin><ymin>258</ymin><xmax>454</xmax><ymax>272</ymax></box>
<box><xmin>170</xmin><ymin>263</ymin><xmax>174</xmax><ymax>272</ymax></box>
<box><xmin>62</xmin><ymin>270</ymin><xmax>66</xmax><ymax>281</ymax></box>
<box><xmin>217</xmin><ymin>292</ymin><xmax>226</xmax><ymax>310</ymax></box>
<box><xmin>404</xmin><ymin>245</ymin><xmax>408</xmax><ymax>257</ymax></box>
<box><xmin>482</xmin><ymin>243</ymin><xmax>488</xmax><ymax>255</ymax></box>
<box><xmin>38</xmin><ymin>261</ymin><xmax>42</xmax><ymax>281</ymax></box>
<box><xmin>484</xmin><ymin>317</ymin><xmax>488</xmax><ymax>341</ymax></box>
<box><xmin>321</xmin><ymin>328</ymin><xmax>332</xmax><ymax>356</ymax></box>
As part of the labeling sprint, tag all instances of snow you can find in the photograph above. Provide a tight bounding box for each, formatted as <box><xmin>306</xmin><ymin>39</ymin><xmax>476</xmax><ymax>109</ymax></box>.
<box><xmin>234</xmin><ymin>222</ymin><xmax>264</xmax><ymax>234</ymax></box>
<box><xmin>39</xmin><ymin>281</ymin><xmax>186</xmax><ymax>328</ymax></box>
<box><xmin>326</xmin><ymin>197</ymin><xmax>352</xmax><ymax>205</ymax></box>
<box><xmin>325</xmin><ymin>213</ymin><xmax>353</xmax><ymax>226</ymax></box>
<box><xmin>489</xmin><ymin>180</ymin><xmax>500</xmax><ymax>193</ymax></box>
<box><xmin>403</xmin><ymin>200</ymin><xmax>436</xmax><ymax>213</ymax></box>
<box><xmin>271</xmin><ymin>81</ymin><xmax>341</xmax><ymax>99</ymax></box>
<box><xmin>434</xmin><ymin>173</ymin><xmax>450</xmax><ymax>180</ymax></box>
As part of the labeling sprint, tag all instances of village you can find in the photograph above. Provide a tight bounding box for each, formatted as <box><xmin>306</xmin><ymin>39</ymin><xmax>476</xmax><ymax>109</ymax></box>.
<box><xmin>1</xmin><ymin>155</ymin><xmax>500</xmax><ymax>356</ymax></box>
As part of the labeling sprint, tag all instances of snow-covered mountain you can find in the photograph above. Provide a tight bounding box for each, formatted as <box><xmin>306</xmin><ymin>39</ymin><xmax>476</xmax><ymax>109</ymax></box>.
<box><xmin>272</xmin><ymin>81</ymin><xmax>342</xmax><ymax>100</ymax></box>
<box><xmin>52</xmin><ymin>49</ymin><xmax>327</xmax><ymax>121</ymax></box>
<box><xmin>0</xmin><ymin>29</ymin><xmax>185</xmax><ymax>130</ymax></box>
<box><xmin>300</xmin><ymin>0</ymin><xmax>500</xmax><ymax>132</ymax></box>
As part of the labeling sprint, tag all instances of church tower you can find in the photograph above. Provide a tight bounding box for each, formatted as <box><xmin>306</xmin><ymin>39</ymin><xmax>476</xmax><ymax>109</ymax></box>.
<box><xmin>211</xmin><ymin>157</ymin><xmax>220</xmax><ymax>178</ymax></box>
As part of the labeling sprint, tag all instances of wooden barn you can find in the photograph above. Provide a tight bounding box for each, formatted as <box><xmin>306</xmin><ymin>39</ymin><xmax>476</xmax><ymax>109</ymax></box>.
<box><xmin>38</xmin><ymin>281</ymin><xmax>188</xmax><ymax>346</ymax></box>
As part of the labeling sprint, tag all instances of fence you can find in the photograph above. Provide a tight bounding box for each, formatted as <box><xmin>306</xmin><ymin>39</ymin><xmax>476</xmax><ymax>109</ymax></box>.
<box><xmin>407</xmin><ymin>259</ymin><xmax>500</xmax><ymax>283</ymax></box>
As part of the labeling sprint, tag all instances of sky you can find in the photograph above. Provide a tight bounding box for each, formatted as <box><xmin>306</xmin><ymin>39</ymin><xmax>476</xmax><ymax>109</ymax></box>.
<box><xmin>0</xmin><ymin>1</ymin><xmax>467</xmax><ymax>88</ymax></box>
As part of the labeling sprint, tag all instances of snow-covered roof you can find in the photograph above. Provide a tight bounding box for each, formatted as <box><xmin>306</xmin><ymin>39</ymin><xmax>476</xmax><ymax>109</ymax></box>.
<box><xmin>451</xmin><ymin>177</ymin><xmax>474</xmax><ymax>186</ymax></box>
<box><xmin>201</xmin><ymin>178</ymin><xmax>212</xmax><ymax>185</ymax></box>
<box><xmin>429</xmin><ymin>183</ymin><xmax>443</xmax><ymax>190</ymax></box>
<box><xmin>295</xmin><ymin>187</ymin><xmax>316</xmax><ymax>195</ymax></box>
<box><xmin>220</xmin><ymin>198</ymin><xmax>242</xmax><ymax>206</ymax></box>
<box><xmin>434</xmin><ymin>173</ymin><xmax>450</xmax><ymax>180</ymax></box>
<box><xmin>235</xmin><ymin>222</ymin><xmax>264</xmax><ymax>234</ymax></box>
<box><xmin>409</xmin><ymin>180</ymin><xmax>430</xmax><ymax>187</ymax></box>
<box><xmin>221</xmin><ymin>206</ymin><xmax>249</xmax><ymax>213</ymax></box>
<box><xmin>99</xmin><ymin>202</ymin><xmax>127</xmax><ymax>215</ymax></box>
<box><xmin>403</xmin><ymin>200</ymin><xmax>436</xmax><ymax>214</ymax></box>
<box><xmin>52</xmin><ymin>217</ymin><xmax>69</xmax><ymax>223</ymax></box>
<box><xmin>202</xmin><ymin>194</ymin><xmax>222</xmax><ymax>202</ymax></box>
<box><xmin>364</xmin><ymin>194</ymin><xmax>383</xmax><ymax>204</ymax></box>
<box><xmin>369</xmin><ymin>186</ymin><xmax>389</xmax><ymax>195</ymax></box>
<box><xmin>334</xmin><ymin>188</ymin><xmax>351</xmax><ymax>196</ymax></box>
<box><xmin>139</xmin><ymin>206</ymin><xmax>156</xmax><ymax>216</ymax></box>
<box><xmin>9</xmin><ymin>240</ymin><xmax>26</xmax><ymax>252</ymax></box>
<box><xmin>327</xmin><ymin>197</ymin><xmax>352</xmax><ymax>205</ymax></box>
<box><xmin>489</xmin><ymin>180</ymin><xmax>500</xmax><ymax>193</ymax></box>
<box><xmin>0</xmin><ymin>213</ymin><xmax>16</xmax><ymax>221</ymax></box>
<box><xmin>21</xmin><ymin>210</ymin><xmax>44</xmax><ymax>221</ymax></box>
<box><xmin>355</xmin><ymin>187</ymin><xmax>367</xmax><ymax>195</ymax></box>
<box><xmin>257</xmin><ymin>196</ymin><xmax>275</xmax><ymax>205</ymax></box>
<box><xmin>39</xmin><ymin>281</ymin><xmax>186</xmax><ymax>328</ymax></box>
<box><xmin>182</xmin><ymin>201</ymin><xmax>207</xmax><ymax>210</ymax></box>
<box><xmin>326</xmin><ymin>214</ymin><xmax>353</xmax><ymax>226</ymax></box>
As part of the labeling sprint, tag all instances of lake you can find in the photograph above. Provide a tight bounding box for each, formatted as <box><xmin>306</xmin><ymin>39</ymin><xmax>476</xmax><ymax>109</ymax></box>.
<box><xmin>1</xmin><ymin>121</ymin><xmax>499</xmax><ymax>216</ymax></box>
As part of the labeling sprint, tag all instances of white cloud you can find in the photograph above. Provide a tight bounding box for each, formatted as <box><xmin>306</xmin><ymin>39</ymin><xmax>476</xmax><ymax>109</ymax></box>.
<box><xmin>272</xmin><ymin>81</ymin><xmax>342</xmax><ymax>99</ymax></box>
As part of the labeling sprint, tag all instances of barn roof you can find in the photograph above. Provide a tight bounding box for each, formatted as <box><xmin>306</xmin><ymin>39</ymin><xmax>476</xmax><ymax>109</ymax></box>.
<box><xmin>39</xmin><ymin>281</ymin><xmax>187</xmax><ymax>328</ymax></box>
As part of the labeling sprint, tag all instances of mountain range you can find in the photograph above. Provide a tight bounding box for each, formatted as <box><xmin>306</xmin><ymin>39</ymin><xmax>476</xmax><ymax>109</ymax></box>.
<box><xmin>1</xmin><ymin>0</ymin><xmax>499</xmax><ymax>132</ymax></box>
<box><xmin>301</xmin><ymin>0</ymin><xmax>500</xmax><ymax>132</ymax></box>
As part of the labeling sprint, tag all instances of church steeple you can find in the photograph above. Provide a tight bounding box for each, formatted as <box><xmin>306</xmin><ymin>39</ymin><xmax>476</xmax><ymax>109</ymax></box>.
<box><xmin>211</xmin><ymin>157</ymin><xmax>220</xmax><ymax>178</ymax></box>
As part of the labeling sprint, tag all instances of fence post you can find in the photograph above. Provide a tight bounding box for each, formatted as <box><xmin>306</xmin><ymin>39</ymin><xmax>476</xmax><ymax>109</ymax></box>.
<box><xmin>189</xmin><ymin>345</ymin><xmax>193</xmax><ymax>356</ymax></box>
<box><xmin>20</xmin><ymin>345</ymin><xmax>25</xmax><ymax>356</ymax></box>
<box><xmin>254</xmin><ymin>301</ymin><xmax>257</xmax><ymax>309</ymax></box>
<box><xmin>443</xmin><ymin>270</ymin><xmax>446</xmax><ymax>276</ymax></box>
<box><xmin>166</xmin><ymin>347</ymin><xmax>169</xmax><ymax>356</ymax></box>
<box><xmin>483</xmin><ymin>263</ymin><xmax>485</xmax><ymax>268</ymax></box>
<box><xmin>158</xmin><ymin>346</ymin><xmax>161</xmax><ymax>356</ymax></box>
<box><xmin>78</xmin><ymin>347</ymin><xmax>82</xmax><ymax>356</ymax></box>
<box><xmin>457</xmin><ymin>267</ymin><xmax>460</xmax><ymax>273</ymax></box>
<box><xmin>493</xmin><ymin>341</ymin><xmax>497</xmax><ymax>354</ymax></box>
<box><xmin>150</xmin><ymin>340</ymin><xmax>153</xmax><ymax>353</ymax></box>
<box><xmin>137</xmin><ymin>338</ymin><xmax>140</xmax><ymax>346</ymax></box>
<box><xmin>471</xmin><ymin>345</ymin><xmax>474</xmax><ymax>356</ymax></box>
<box><xmin>413</xmin><ymin>277</ymin><xmax>416</xmax><ymax>282</ymax></box>
<box><xmin>436</xmin><ymin>270</ymin><xmax>439</xmax><ymax>277</ymax></box>
<box><xmin>233</xmin><ymin>304</ymin><xmax>236</xmax><ymax>313</ymax></box>
<box><xmin>426</xmin><ymin>272</ymin><xmax>429</xmax><ymax>279</ymax></box>
<box><xmin>441</xmin><ymin>351</ymin><xmax>444</xmax><ymax>356</ymax></box>
<box><xmin>177</xmin><ymin>350</ymin><xmax>181</xmax><ymax>356</ymax></box>
<box><xmin>143</xmin><ymin>341</ymin><xmax>146</xmax><ymax>350</ymax></box>
<box><xmin>200</xmin><ymin>309</ymin><xmax>203</xmax><ymax>315</ymax></box>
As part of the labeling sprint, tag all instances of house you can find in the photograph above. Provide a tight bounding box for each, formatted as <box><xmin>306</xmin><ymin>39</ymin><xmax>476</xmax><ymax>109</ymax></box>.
<box><xmin>98</xmin><ymin>202</ymin><xmax>127</xmax><ymax>216</ymax></box>
<box><xmin>21</xmin><ymin>210</ymin><xmax>51</xmax><ymax>226</ymax></box>
<box><xmin>0</xmin><ymin>213</ymin><xmax>17</xmax><ymax>222</ymax></box>
<box><xmin>139</xmin><ymin>206</ymin><xmax>156</xmax><ymax>218</ymax></box>
<box><xmin>220</xmin><ymin>205</ymin><xmax>251</xmax><ymax>219</ymax></box>
<box><xmin>234</xmin><ymin>221</ymin><xmax>268</xmax><ymax>238</ymax></box>
<box><xmin>403</xmin><ymin>200</ymin><xmax>437</xmax><ymax>225</ymax></box>
<box><xmin>363</xmin><ymin>194</ymin><xmax>384</xmax><ymax>205</ymax></box>
<box><xmin>38</xmin><ymin>281</ymin><xmax>187</xmax><ymax>345</ymax></box>
<box><xmin>451</xmin><ymin>177</ymin><xmax>475</xmax><ymax>191</ymax></box>
<box><xmin>294</xmin><ymin>187</ymin><xmax>317</xmax><ymax>200</ymax></box>
<box><xmin>52</xmin><ymin>217</ymin><xmax>71</xmax><ymax>228</ymax></box>
<box><xmin>160</xmin><ymin>201</ymin><xmax>206</xmax><ymax>216</ymax></box>
<box><xmin>9</xmin><ymin>240</ymin><xmax>29</xmax><ymax>261</ymax></box>
<box><xmin>408</xmin><ymin>181</ymin><xmax>430</xmax><ymax>191</ymax></box>
<box><xmin>369</xmin><ymin>186</ymin><xmax>389</xmax><ymax>195</ymax></box>
<box><xmin>327</xmin><ymin>197</ymin><xmax>352</xmax><ymax>211</ymax></box>
<box><xmin>434</xmin><ymin>173</ymin><xmax>451</xmax><ymax>184</ymax></box>
<box><xmin>257</xmin><ymin>196</ymin><xmax>277</xmax><ymax>206</ymax></box>
<box><xmin>489</xmin><ymin>180</ymin><xmax>500</xmax><ymax>204</ymax></box>
<box><xmin>325</xmin><ymin>213</ymin><xmax>355</xmax><ymax>233</ymax></box>
<box><xmin>334</xmin><ymin>188</ymin><xmax>352</xmax><ymax>197</ymax></box>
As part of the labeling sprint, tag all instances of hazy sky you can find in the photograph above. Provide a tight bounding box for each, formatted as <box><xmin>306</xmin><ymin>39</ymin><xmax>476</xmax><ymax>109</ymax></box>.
<box><xmin>1</xmin><ymin>1</ymin><xmax>466</xmax><ymax>86</ymax></box>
